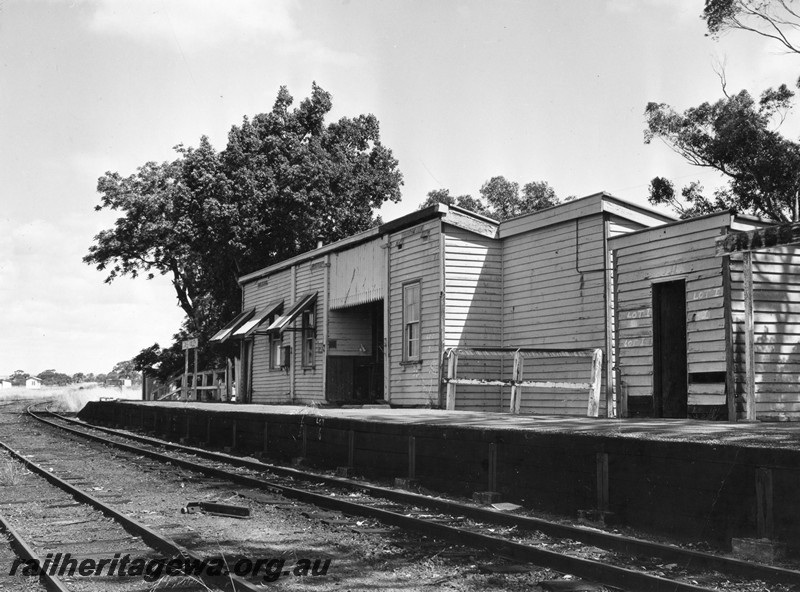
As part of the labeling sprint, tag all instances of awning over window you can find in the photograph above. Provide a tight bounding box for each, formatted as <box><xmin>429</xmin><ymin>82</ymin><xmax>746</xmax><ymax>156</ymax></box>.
<box><xmin>265</xmin><ymin>292</ymin><xmax>317</xmax><ymax>334</ymax></box>
<box><xmin>329</xmin><ymin>240</ymin><xmax>385</xmax><ymax>309</ymax></box>
<box><xmin>209</xmin><ymin>309</ymin><xmax>255</xmax><ymax>343</ymax></box>
<box><xmin>232</xmin><ymin>300</ymin><xmax>283</xmax><ymax>339</ymax></box>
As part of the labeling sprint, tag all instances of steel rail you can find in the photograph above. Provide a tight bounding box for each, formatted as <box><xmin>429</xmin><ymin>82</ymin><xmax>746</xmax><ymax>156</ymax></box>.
<box><xmin>27</xmin><ymin>408</ymin><xmax>729</xmax><ymax>592</ymax></box>
<box><xmin>0</xmin><ymin>425</ymin><xmax>262</xmax><ymax>592</ymax></box>
<box><xmin>0</xmin><ymin>511</ymin><xmax>71</xmax><ymax>592</ymax></box>
<box><xmin>39</xmin><ymin>407</ymin><xmax>800</xmax><ymax>587</ymax></box>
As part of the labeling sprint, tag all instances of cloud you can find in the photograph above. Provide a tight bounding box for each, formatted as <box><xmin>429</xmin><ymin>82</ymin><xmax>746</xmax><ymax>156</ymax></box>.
<box><xmin>90</xmin><ymin>0</ymin><xmax>297</xmax><ymax>48</ymax></box>
<box><xmin>0</xmin><ymin>216</ymin><xmax>184</xmax><ymax>376</ymax></box>
<box><xmin>606</xmin><ymin>0</ymin><xmax>700</xmax><ymax>20</ymax></box>
<box><xmin>87</xmin><ymin>0</ymin><xmax>363</xmax><ymax>66</ymax></box>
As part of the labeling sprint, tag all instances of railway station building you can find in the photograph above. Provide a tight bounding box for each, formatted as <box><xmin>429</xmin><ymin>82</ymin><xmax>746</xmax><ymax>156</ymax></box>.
<box><xmin>212</xmin><ymin>193</ymin><xmax>673</xmax><ymax>416</ymax></box>
<box><xmin>208</xmin><ymin>193</ymin><xmax>800</xmax><ymax>421</ymax></box>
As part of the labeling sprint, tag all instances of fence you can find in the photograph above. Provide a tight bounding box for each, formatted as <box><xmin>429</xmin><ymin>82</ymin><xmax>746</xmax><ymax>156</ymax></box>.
<box><xmin>149</xmin><ymin>368</ymin><xmax>228</xmax><ymax>402</ymax></box>
<box><xmin>442</xmin><ymin>347</ymin><xmax>603</xmax><ymax>416</ymax></box>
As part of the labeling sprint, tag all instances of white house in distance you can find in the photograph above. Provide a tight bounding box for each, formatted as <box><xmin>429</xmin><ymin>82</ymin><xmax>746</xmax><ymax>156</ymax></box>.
<box><xmin>25</xmin><ymin>376</ymin><xmax>42</xmax><ymax>389</ymax></box>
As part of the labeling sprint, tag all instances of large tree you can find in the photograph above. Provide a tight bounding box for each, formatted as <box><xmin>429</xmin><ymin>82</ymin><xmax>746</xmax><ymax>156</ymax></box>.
<box><xmin>645</xmin><ymin>85</ymin><xmax>800</xmax><ymax>221</ymax></box>
<box><xmin>86</xmin><ymin>84</ymin><xmax>402</xmax><ymax>377</ymax></box>
<box><xmin>419</xmin><ymin>176</ymin><xmax>561</xmax><ymax>221</ymax></box>
<box><xmin>644</xmin><ymin>1</ymin><xmax>800</xmax><ymax>221</ymax></box>
<box><xmin>417</xmin><ymin>189</ymin><xmax>488</xmax><ymax>215</ymax></box>
<box><xmin>703</xmin><ymin>0</ymin><xmax>800</xmax><ymax>54</ymax></box>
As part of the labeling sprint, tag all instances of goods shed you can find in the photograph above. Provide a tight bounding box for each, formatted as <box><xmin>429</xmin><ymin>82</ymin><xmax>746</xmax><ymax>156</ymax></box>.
<box><xmin>609</xmin><ymin>211</ymin><xmax>800</xmax><ymax>421</ymax></box>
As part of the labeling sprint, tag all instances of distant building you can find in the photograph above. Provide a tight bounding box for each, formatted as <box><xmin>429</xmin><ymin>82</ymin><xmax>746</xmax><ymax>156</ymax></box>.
<box><xmin>0</xmin><ymin>379</ymin><xmax>11</xmax><ymax>389</ymax></box>
<box><xmin>26</xmin><ymin>377</ymin><xmax>42</xmax><ymax>389</ymax></box>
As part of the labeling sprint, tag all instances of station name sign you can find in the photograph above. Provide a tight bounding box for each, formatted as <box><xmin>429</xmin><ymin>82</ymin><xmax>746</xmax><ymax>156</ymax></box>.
<box><xmin>182</xmin><ymin>338</ymin><xmax>199</xmax><ymax>350</ymax></box>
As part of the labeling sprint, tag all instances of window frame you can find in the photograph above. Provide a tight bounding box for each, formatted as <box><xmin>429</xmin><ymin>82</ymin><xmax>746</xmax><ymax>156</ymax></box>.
<box><xmin>301</xmin><ymin>307</ymin><xmax>316</xmax><ymax>368</ymax></box>
<box><xmin>269</xmin><ymin>332</ymin><xmax>282</xmax><ymax>370</ymax></box>
<box><xmin>402</xmin><ymin>280</ymin><xmax>421</xmax><ymax>362</ymax></box>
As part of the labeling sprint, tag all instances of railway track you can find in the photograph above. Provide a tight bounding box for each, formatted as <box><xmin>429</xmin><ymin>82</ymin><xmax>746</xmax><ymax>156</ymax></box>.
<box><xmin>0</xmin><ymin>402</ymin><xmax>274</xmax><ymax>591</ymax></box>
<box><xmin>18</xmin><ymin>403</ymin><xmax>800</xmax><ymax>592</ymax></box>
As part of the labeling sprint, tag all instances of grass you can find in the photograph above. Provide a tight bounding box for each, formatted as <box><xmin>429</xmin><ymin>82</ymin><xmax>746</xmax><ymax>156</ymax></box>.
<box><xmin>0</xmin><ymin>383</ymin><xmax>141</xmax><ymax>412</ymax></box>
<box><xmin>0</xmin><ymin>460</ymin><xmax>24</xmax><ymax>486</ymax></box>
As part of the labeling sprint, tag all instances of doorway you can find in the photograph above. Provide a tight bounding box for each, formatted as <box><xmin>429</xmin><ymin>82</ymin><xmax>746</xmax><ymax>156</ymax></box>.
<box><xmin>652</xmin><ymin>280</ymin><xmax>687</xmax><ymax>418</ymax></box>
<box><xmin>326</xmin><ymin>300</ymin><xmax>384</xmax><ymax>403</ymax></box>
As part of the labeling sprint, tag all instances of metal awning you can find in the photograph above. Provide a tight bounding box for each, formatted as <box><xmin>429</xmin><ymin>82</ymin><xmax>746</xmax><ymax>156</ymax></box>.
<box><xmin>265</xmin><ymin>292</ymin><xmax>317</xmax><ymax>334</ymax></box>
<box><xmin>232</xmin><ymin>300</ymin><xmax>284</xmax><ymax>339</ymax></box>
<box><xmin>209</xmin><ymin>309</ymin><xmax>255</xmax><ymax>343</ymax></box>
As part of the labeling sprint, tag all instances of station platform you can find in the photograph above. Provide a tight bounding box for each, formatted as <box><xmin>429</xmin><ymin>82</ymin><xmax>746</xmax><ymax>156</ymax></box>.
<box><xmin>79</xmin><ymin>400</ymin><xmax>800</xmax><ymax>550</ymax></box>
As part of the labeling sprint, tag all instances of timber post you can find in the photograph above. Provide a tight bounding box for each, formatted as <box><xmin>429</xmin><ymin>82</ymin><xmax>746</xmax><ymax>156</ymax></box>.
<box><xmin>587</xmin><ymin>349</ymin><xmax>603</xmax><ymax>417</ymax></box>
<box><xmin>445</xmin><ymin>350</ymin><xmax>458</xmax><ymax>411</ymax></box>
<box><xmin>743</xmin><ymin>251</ymin><xmax>756</xmax><ymax>421</ymax></box>
<box><xmin>756</xmin><ymin>467</ymin><xmax>774</xmax><ymax>539</ymax></box>
<box><xmin>510</xmin><ymin>350</ymin><xmax>523</xmax><ymax>414</ymax></box>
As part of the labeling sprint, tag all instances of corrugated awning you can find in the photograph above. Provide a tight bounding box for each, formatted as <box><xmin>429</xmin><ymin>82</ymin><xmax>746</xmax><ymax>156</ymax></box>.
<box><xmin>265</xmin><ymin>292</ymin><xmax>317</xmax><ymax>334</ymax></box>
<box><xmin>329</xmin><ymin>240</ymin><xmax>385</xmax><ymax>309</ymax></box>
<box><xmin>209</xmin><ymin>309</ymin><xmax>255</xmax><ymax>343</ymax></box>
<box><xmin>232</xmin><ymin>300</ymin><xmax>283</xmax><ymax>339</ymax></box>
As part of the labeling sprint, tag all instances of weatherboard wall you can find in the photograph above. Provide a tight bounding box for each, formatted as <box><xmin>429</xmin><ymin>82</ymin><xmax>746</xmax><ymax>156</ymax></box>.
<box><xmin>289</xmin><ymin>257</ymin><xmax>327</xmax><ymax>404</ymax></box>
<box><xmin>730</xmin><ymin>246</ymin><xmax>800</xmax><ymax>420</ymax></box>
<box><xmin>500</xmin><ymin>213</ymin><xmax>609</xmax><ymax>415</ymax></box>
<box><xmin>611</xmin><ymin>216</ymin><xmax>729</xmax><ymax>414</ymax></box>
<box><xmin>244</xmin><ymin>267</ymin><xmax>293</xmax><ymax>403</ymax></box>
<box><xmin>442</xmin><ymin>223</ymin><xmax>503</xmax><ymax>411</ymax></box>
<box><xmin>386</xmin><ymin>219</ymin><xmax>443</xmax><ymax>406</ymax></box>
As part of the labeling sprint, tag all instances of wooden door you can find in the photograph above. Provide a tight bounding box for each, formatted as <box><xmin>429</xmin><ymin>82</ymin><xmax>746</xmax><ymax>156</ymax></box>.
<box><xmin>652</xmin><ymin>280</ymin><xmax>687</xmax><ymax>418</ymax></box>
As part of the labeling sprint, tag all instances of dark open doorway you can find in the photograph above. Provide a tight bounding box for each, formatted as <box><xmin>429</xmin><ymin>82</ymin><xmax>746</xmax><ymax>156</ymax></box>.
<box><xmin>326</xmin><ymin>300</ymin><xmax>384</xmax><ymax>403</ymax></box>
<box><xmin>652</xmin><ymin>280</ymin><xmax>688</xmax><ymax>418</ymax></box>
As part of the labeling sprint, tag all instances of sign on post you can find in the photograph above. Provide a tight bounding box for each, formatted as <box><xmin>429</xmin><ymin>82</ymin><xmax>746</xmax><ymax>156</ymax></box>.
<box><xmin>182</xmin><ymin>338</ymin><xmax>198</xmax><ymax>401</ymax></box>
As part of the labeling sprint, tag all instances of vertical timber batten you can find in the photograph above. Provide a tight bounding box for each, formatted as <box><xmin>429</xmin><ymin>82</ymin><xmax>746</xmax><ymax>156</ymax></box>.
<box><xmin>722</xmin><ymin>252</ymin><xmax>736</xmax><ymax>422</ymax></box>
<box><xmin>603</xmin><ymin>215</ymin><xmax>614</xmax><ymax>417</ymax></box>
<box><xmin>384</xmin><ymin>235</ymin><xmax>391</xmax><ymax>403</ymax></box>
<box><xmin>612</xmin><ymin>249</ymin><xmax>626</xmax><ymax>418</ymax></box>
<box><xmin>322</xmin><ymin>253</ymin><xmax>329</xmax><ymax>402</ymax></box>
<box><xmin>743</xmin><ymin>250</ymin><xmax>756</xmax><ymax>421</ymax></box>
<box><xmin>438</xmin><ymin>223</ymin><xmax>446</xmax><ymax>408</ymax></box>
<box><xmin>290</xmin><ymin>265</ymin><xmax>297</xmax><ymax>401</ymax></box>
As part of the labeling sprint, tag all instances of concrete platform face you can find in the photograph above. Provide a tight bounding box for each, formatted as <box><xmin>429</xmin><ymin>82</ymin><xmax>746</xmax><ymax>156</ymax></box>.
<box><xmin>80</xmin><ymin>401</ymin><xmax>800</xmax><ymax>548</ymax></box>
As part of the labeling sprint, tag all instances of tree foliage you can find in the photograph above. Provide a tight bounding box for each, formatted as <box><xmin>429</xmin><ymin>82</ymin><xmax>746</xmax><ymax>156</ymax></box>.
<box><xmin>645</xmin><ymin>1</ymin><xmax>800</xmax><ymax>220</ymax></box>
<box><xmin>86</xmin><ymin>85</ymin><xmax>403</xmax><ymax>378</ymax></box>
<box><xmin>703</xmin><ymin>0</ymin><xmax>800</xmax><ymax>55</ymax></box>
<box><xmin>37</xmin><ymin>369</ymin><xmax>72</xmax><ymax>386</ymax></box>
<box><xmin>417</xmin><ymin>189</ymin><xmax>488</xmax><ymax>215</ymax></box>
<box><xmin>418</xmin><ymin>176</ymin><xmax>561</xmax><ymax>221</ymax></box>
<box><xmin>644</xmin><ymin>85</ymin><xmax>800</xmax><ymax>221</ymax></box>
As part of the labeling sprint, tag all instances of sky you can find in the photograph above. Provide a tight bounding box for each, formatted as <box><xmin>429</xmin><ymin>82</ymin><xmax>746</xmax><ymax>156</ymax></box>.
<box><xmin>1</xmin><ymin>0</ymin><xmax>798</xmax><ymax>376</ymax></box>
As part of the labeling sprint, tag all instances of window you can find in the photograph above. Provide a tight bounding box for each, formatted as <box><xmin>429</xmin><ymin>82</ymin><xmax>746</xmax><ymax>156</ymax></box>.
<box><xmin>301</xmin><ymin>308</ymin><xmax>316</xmax><ymax>367</ymax></box>
<box><xmin>269</xmin><ymin>334</ymin><xmax>282</xmax><ymax>370</ymax></box>
<box><xmin>403</xmin><ymin>281</ymin><xmax>421</xmax><ymax>361</ymax></box>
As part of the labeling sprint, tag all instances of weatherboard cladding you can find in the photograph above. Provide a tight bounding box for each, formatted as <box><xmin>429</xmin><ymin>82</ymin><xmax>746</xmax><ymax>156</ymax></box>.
<box><xmin>247</xmin><ymin>267</ymin><xmax>292</xmax><ymax>403</ymax></box>
<box><xmin>613</xmin><ymin>217</ymin><xmax>728</xmax><ymax>408</ymax></box>
<box><xmin>290</xmin><ymin>259</ymin><xmax>326</xmax><ymax>403</ymax></box>
<box><xmin>609</xmin><ymin>212</ymin><xmax>774</xmax><ymax>414</ymax></box>
<box><xmin>501</xmin><ymin>213</ymin><xmax>609</xmax><ymax>415</ymax></box>
<box><xmin>730</xmin><ymin>246</ymin><xmax>800</xmax><ymax>420</ymax></box>
<box><xmin>233</xmin><ymin>194</ymin><xmax>676</xmax><ymax>413</ymax></box>
<box><xmin>443</xmin><ymin>223</ymin><xmax>503</xmax><ymax>411</ymax></box>
<box><xmin>387</xmin><ymin>219</ymin><xmax>443</xmax><ymax>406</ymax></box>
